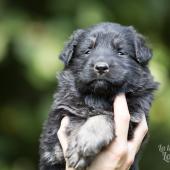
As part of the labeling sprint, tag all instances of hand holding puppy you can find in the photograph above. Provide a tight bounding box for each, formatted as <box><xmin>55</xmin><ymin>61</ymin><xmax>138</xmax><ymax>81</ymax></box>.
<box><xmin>58</xmin><ymin>94</ymin><xmax>148</xmax><ymax>170</ymax></box>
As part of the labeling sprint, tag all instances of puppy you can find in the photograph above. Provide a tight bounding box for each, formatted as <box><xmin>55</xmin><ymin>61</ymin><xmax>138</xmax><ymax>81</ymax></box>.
<box><xmin>39</xmin><ymin>22</ymin><xmax>158</xmax><ymax>170</ymax></box>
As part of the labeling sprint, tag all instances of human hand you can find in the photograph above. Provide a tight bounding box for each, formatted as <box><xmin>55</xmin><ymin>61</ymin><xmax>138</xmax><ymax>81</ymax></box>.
<box><xmin>57</xmin><ymin>93</ymin><xmax>148</xmax><ymax>170</ymax></box>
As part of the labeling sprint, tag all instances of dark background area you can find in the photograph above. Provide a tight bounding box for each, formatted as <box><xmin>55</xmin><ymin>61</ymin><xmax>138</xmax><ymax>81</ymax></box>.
<box><xmin>0</xmin><ymin>0</ymin><xmax>170</xmax><ymax>169</ymax></box>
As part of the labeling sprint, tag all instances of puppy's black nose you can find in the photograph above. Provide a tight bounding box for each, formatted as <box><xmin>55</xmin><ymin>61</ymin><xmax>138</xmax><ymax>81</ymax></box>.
<box><xmin>94</xmin><ymin>62</ymin><xmax>109</xmax><ymax>74</ymax></box>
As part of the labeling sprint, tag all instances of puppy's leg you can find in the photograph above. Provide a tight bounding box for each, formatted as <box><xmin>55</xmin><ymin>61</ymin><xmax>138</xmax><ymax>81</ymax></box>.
<box><xmin>127</xmin><ymin>94</ymin><xmax>153</xmax><ymax>140</ymax></box>
<box><xmin>127</xmin><ymin>93</ymin><xmax>153</xmax><ymax>123</ymax></box>
<box><xmin>39</xmin><ymin>110</ymin><xmax>65</xmax><ymax>170</ymax></box>
<box><xmin>66</xmin><ymin>114</ymin><xmax>115</xmax><ymax>170</ymax></box>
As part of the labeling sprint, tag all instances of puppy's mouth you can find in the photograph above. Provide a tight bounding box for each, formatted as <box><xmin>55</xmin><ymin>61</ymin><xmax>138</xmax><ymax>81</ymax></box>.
<box><xmin>88</xmin><ymin>79</ymin><xmax>124</xmax><ymax>87</ymax></box>
<box><xmin>86</xmin><ymin>79</ymin><xmax>125</xmax><ymax>97</ymax></box>
<box><xmin>88</xmin><ymin>79</ymin><xmax>111</xmax><ymax>87</ymax></box>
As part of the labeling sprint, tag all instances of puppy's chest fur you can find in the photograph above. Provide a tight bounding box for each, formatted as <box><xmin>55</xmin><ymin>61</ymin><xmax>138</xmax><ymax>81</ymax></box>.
<box><xmin>84</xmin><ymin>95</ymin><xmax>113</xmax><ymax>111</ymax></box>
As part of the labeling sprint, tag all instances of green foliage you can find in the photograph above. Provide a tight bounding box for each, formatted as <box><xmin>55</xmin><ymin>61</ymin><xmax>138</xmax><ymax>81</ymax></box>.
<box><xmin>0</xmin><ymin>0</ymin><xmax>170</xmax><ymax>169</ymax></box>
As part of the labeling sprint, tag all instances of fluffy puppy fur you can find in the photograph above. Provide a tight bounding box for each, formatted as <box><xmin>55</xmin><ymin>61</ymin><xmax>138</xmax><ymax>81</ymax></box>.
<box><xmin>39</xmin><ymin>22</ymin><xmax>158</xmax><ymax>170</ymax></box>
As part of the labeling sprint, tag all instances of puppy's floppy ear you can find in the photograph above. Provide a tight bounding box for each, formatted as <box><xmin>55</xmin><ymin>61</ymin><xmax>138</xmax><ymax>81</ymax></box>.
<box><xmin>129</xmin><ymin>26</ymin><xmax>152</xmax><ymax>65</ymax></box>
<box><xmin>59</xmin><ymin>29</ymin><xmax>84</xmax><ymax>65</ymax></box>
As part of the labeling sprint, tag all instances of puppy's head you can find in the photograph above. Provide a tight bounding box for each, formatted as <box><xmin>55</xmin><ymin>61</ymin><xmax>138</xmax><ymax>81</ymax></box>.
<box><xmin>59</xmin><ymin>22</ymin><xmax>152</xmax><ymax>97</ymax></box>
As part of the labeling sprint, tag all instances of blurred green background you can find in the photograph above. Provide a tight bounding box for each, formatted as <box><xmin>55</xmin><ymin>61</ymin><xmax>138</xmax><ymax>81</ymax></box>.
<box><xmin>0</xmin><ymin>0</ymin><xmax>170</xmax><ymax>169</ymax></box>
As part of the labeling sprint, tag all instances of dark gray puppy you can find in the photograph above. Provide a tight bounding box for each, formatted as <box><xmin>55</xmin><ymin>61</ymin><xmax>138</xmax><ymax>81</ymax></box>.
<box><xmin>39</xmin><ymin>22</ymin><xmax>158</xmax><ymax>170</ymax></box>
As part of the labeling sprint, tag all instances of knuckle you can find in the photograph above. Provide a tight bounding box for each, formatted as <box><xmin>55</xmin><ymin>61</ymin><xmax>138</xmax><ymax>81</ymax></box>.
<box><xmin>121</xmin><ymin>114</ymin><xmax>130</xmax><ymax>122</ymax></box>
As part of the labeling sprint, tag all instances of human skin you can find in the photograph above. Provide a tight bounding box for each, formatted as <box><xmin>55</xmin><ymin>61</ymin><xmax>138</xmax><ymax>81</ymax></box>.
<box><xmin>57</xmin><ymin>93</ymin><xmax>148</xmax><ymax>170</ymax></box>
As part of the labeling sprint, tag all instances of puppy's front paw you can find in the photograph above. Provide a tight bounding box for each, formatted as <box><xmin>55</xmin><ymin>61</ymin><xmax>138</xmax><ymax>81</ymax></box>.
<box><xmin>66</xmin><ymin>137</ymin><xmax>90</xmax><ymax>170</ymax></box>
<box><xmin>66</xmin><ymin>115</ymin><xmax>115</xmax><ymax>170</ymax></box>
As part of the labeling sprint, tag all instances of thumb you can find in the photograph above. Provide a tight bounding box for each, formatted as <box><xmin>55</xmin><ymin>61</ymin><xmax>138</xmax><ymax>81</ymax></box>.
<box><xmin>57</xmin><ymin>116</ymin><xmax>70</xmax><ymax>155</ymax></box>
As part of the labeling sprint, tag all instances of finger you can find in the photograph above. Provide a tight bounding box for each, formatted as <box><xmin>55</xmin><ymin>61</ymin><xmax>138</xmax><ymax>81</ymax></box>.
<box><xmin>128</xmin><ymin>115</ymin><xmax>148</xmax><ymax>154</ymax></box>
<box><xmin>57</xmin><ymin>117</ymin><xmax>74</xmax><ymax>170</ymax></box>
<box><xmin>114</xmin><ymin>93</ymin><xmax>130</xmax><ymax>142</ymax></box>
<box><xmin>57</xmin><ymin>116</ymin><xmax>70</xmax><ymax>154</ymax></box>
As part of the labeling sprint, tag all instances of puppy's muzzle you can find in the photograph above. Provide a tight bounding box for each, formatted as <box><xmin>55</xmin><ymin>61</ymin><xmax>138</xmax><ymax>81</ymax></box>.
<box><xmin>94</xmin><ymin>62</ymin><xmax>109</xmax><ymax>75</ymax></box>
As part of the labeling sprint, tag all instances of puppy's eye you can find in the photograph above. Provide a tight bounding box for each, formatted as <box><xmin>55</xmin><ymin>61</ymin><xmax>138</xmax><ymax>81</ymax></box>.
<box><xmin>118</xmin><ymin>51</ymin><xmax>125</xmax><ymax>55</ymax></box>
<box><xmin>117</xmin><ymin>51</ymin><xmax>128</xmax><ymax>56</ymax></box>
<box><xmin>85</xmin><ymin>49</ymin><xmax>91</xmax><ymax>55</ymax></box>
